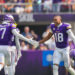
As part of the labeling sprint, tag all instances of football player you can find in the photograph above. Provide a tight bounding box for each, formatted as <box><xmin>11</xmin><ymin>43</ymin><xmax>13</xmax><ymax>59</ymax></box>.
<box><xmin>39</xmin><ymin>16</ymin><xmax>75</xmax><ymax>75</ymax></box>
<box><xmin>0</xmin><ymin>14</ymin><xmax>38</xmax><ymax>75</ymax></box>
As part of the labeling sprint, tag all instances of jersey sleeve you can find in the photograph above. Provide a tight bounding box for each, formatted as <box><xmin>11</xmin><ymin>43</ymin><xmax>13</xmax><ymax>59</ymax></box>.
<box><xmin>11</xmin><ymin>23</ymin><xmax>17</xmax><ymax>29</ymax></box>
<box><xmin>50</xmin><ymin>23</ymin><xmax>54</xmax><ymax>33</ymax></box>
<box><xmin>66</xmin><ymin>23</ymin><xmax>72</xmax><ymax>30</ymax></box>
<box><xmin>50</xmin><ymin>27</ymin><xmax>53</xmax><ymax>33</ymax></box>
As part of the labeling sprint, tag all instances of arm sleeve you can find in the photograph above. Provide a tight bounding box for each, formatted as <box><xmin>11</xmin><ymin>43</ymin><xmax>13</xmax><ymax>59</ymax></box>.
<box><xmin>11</xmin><ymin>23</ymin><xmax>17</xmax><ymax>29</ymax></box>
<box><xmin>12</xmin><ymin>29</ymin><xmax>30</xmax><ymax>42</ymax></box>
<box><xmin>67</xmin><ymin>29</ymin><xmax>75</xmax><ymax>44</ymax></box>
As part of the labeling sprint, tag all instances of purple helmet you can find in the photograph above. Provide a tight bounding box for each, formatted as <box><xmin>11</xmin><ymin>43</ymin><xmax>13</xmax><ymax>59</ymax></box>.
<box><xmin>3</xmin><ymin>14</ymin><xmax>15</xmax><ymax>23</ymax></box>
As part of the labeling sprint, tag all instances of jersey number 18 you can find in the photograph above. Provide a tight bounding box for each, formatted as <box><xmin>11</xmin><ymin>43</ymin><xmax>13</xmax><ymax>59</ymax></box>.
<box><xmin>55</xmin><ymin>33</ymin><xmax>63</xmax><ymax>42</ymax></box>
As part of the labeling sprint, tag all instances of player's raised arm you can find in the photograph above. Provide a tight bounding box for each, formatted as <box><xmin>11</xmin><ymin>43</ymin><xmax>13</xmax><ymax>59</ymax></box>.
<box><xmin>67</xmin><ymin>29</ymin><xmax>75</xmax><ymax>44</ymax></box>
<box><xmin>12</xmin><ymin>29</ymin><xmax>39</xmax><ymax>48</ymax></box>
<box><xmin>66</xmin><ymin>23</ymin><xmax>75</xmax><ymax>44</ymax></box>
<box><xmin>12</xmin><ymin>29</ymin><xmax>31</xmax><ymax>43</ymax></box>
<box><xmin>39</xmin><ymin>31</ymin><xmax>53</xmax><ymax>44</ymax></box>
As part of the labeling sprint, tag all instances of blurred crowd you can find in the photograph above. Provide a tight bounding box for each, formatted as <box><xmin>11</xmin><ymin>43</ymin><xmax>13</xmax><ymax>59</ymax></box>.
<box><xmin>0</xmin><ymin>0</ymin><xmax>75</xmax><ymax>13</ymax></box>
<box><xmin>19</xmin><ymin>26</ymin><xmax>55</xmax><ymax>51</ymax></box>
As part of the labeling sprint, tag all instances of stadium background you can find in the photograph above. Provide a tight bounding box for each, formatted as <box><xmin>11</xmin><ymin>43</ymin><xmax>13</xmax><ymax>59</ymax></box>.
<box><xmin>0</xmin><ymin>0</ymin><xmax>75</xmax><ymax>75</ymax></box>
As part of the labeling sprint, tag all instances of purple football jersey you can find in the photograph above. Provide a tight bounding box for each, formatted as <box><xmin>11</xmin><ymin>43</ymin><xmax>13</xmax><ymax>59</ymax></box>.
<box><xmin>50</xmin><ymin>23</ymin><xmax>71</xmax><ymax>48</ymax></box>
<box><xmin>0</xmin><ymin>23</ymin><xmax>16</xmax><ymax>45</ymax></box>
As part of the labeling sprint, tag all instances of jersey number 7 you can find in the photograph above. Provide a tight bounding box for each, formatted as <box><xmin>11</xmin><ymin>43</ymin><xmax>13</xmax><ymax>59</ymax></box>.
<box><xmin>0</xmin><ymin>28</ymin><xmax>6</xmax><ymax>39</ymax></box>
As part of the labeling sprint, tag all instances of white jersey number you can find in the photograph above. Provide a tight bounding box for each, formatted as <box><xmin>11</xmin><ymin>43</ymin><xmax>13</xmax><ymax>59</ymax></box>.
<box><xmin>0</xmin><ymin>28</ymin><xmax>6</xmax><ymax>39</ymax></box>
<box><xmin>55</xmin><ymin>33</ymin><xmax>63</xmax><ymax>42</ymax></box>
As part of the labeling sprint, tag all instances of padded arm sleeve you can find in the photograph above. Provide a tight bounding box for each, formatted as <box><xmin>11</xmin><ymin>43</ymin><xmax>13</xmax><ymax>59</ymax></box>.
<box><xmin>67</xmin><ymin>29</ymin><xmax>75</xmax><ymax>44</ymax></box>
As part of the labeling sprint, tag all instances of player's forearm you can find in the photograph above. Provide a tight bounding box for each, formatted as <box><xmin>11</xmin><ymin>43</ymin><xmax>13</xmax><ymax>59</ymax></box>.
<box><xmin>39</xmin><ymin>32</ymin><xmax>53</xmax><ymax>44</ymax></box>
<box><xmin>39</xmin><ymin>37</ymin><xmax>50</xmax><ymax>44</ymax></box>
<box><xmin>12</xmin><ymin>29</ymin><xmax>39</xmax><ymax>48</ymax></box>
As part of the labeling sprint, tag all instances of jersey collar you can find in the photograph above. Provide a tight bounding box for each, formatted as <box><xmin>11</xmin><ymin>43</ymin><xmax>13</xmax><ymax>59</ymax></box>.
<box><xmin>57</xmin><ymin>23</ymin><xmax>62</xmax><ymax>27</ymax></box>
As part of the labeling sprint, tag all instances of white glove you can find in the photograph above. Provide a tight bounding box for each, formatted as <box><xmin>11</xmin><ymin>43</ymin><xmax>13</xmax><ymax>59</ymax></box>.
<box><xmin>28</xmin><ymin>39</ymin><xmax>39</xmax><ymax>48</ymax></box>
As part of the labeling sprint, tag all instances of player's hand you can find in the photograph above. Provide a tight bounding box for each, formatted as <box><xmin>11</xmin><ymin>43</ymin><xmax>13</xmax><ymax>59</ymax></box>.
<box><xmin>28</xmin><ymin>39</ymin><xmax>39</xmax><ymax>48</ymax></box>
<box><xmin>33</xmin><ymin>40</ymin><xmax>39</xmax><ymax>48</ymax></box>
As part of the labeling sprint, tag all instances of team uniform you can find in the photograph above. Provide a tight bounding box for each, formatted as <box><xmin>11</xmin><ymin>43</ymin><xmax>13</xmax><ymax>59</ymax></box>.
<box><xmin>2</xmin><ymin>20</ymin><xmax>20</xmax><ymax>66</ymax></box>
<box><xmin>50</xmin><ymin>23</ymin><xmax>75</xmax><ymax>75</ymax></box>
<box><xmin>0</xmin><ymin>14</ymin><xmax>39</xmax><ymax>75</ymax></box>
<box><xmin>0</xmin><ymin>23</ymin><xmax>17</xmax><ymax>75</ymax></box>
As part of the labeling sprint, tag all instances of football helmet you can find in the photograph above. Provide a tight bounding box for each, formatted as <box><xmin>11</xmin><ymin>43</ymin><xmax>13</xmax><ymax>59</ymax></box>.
<box><xmin>3</xmin><ymin>14</ymin><xmax>15</xmax><ymax>23</ymax></box>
